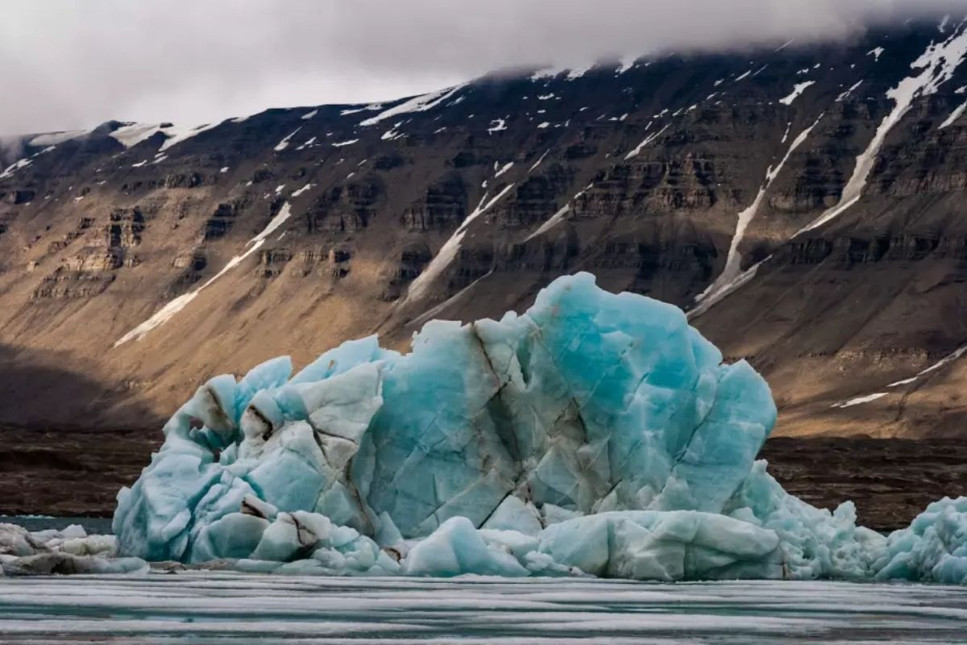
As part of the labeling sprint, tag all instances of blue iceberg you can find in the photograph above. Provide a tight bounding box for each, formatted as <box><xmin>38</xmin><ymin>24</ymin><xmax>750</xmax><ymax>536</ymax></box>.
<box><xmin>111</xmin><ymin>273</ymin><xmax>967</xmax><ymax>583</ymax></box>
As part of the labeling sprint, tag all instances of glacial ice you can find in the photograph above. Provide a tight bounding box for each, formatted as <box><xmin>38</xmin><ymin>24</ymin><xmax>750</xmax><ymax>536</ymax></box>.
<box><xmin>0</xmin><ymin>523</ymin><xmax>147</xmax><ymax>576</ymax></box>
<box><xmin>103</xmin><ymin>273</ymin><xmax>967</xmax><ymax>583</ymax></box>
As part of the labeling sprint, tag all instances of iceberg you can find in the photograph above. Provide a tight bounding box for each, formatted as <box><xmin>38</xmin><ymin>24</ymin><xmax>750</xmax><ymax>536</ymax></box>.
<box><xmin>104</xmin><ymin>273</ymin><xmax>967</xmax><ymax>583</ymax></box>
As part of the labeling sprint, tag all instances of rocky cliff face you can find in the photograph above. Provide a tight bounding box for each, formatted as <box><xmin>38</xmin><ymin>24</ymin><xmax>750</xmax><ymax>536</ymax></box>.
<box><xmin>2</xmin><ymin>19</ymin><xmax>967</xmax><ymax>438</ymax></box>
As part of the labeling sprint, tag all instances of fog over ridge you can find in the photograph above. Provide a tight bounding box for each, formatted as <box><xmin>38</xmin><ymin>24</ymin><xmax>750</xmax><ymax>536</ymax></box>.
<box><xmin>1</xmin><ymin>0</ymin><xmax>965</xmax><ymax>135</ymax></box>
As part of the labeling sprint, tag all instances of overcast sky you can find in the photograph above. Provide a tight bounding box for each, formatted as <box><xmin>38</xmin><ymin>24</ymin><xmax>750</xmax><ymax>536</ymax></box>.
<box><xmin>1</xmin><ymin>0</ymin><xmax>965</xmax><ymax>135</ymax></box>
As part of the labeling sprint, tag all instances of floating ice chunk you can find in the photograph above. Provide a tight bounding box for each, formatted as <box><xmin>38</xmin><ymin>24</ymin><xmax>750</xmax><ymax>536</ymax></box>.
<box><xmin>2</xmin><ymin>553</ymin><xmax>147</xmax><ymax>576</ymax></box>
<box><xmin>725</xmin><ymin>461</ymin><xmax>886</xmax><ymax>581</ymax></box>
<box><xmin>403</xmin><ymin>517</ymin><xmax>529</xmax><ymax>577</ymax></box>
<box><xmin>539</xmin><ymin>511</ymin><xmax>782</xmax><ymax>581</ymax></box>
<box><xmin>0</xmin><ymin>524</ymin><xmax>37</xmax><ymax>557</ymax></box>
<box><xmin>481</xmin><ymin>496</ymin><xmax>543</xmax><ymax>536</ymax></box>
<box><xmin>876</xmin><ymin>497</ymin><xmax>967</xmax><ymax>584</ymax></box>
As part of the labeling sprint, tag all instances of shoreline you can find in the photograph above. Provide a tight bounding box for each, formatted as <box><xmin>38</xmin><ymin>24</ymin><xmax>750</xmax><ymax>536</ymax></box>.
<box><xmin>0</xmin><ymin>427</ymin><xmax>963</xmax><ymax>531</ymax></box>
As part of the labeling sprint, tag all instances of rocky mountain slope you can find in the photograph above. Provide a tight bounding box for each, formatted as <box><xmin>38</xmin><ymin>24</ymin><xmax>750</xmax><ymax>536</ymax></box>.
<box><xmin>2</xmin><ymin>18</ymin><xmax>967</xmax><ymax>439</ymax></box>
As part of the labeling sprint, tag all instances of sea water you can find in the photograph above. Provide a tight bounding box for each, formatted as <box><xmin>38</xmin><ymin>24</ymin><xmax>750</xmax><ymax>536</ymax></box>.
<box><xmin>0</xmin><ymin>574</ymin><xmax>963</xmax><ymax>644</ymax></box>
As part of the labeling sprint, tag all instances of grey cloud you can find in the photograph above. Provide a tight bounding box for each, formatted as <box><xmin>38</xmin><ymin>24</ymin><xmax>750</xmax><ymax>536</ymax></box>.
<box><xmin>1</xmin><ymin>0</ymin><xmax>965</xmax><ymax>136</ymax></box>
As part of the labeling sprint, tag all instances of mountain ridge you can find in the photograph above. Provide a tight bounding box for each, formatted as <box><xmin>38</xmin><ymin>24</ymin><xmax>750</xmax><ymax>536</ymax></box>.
<box><xmin>1</xmin><ymin>18</ymin><xmax>966</xmax><ymax>438</ymax></box>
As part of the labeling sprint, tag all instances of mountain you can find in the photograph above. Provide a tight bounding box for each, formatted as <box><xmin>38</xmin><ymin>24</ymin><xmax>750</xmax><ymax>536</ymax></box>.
<box><xmin>1</xmin><ymin>18</ymin><xmax>966</xmax><ymax>439</ymax></box>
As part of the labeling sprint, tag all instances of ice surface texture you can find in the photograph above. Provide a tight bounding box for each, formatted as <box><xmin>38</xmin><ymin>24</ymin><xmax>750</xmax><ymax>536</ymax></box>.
<box><xmin>112</xmin><ymin>273</ymin><xmax>966</xmax><ymax>583</ymax></box>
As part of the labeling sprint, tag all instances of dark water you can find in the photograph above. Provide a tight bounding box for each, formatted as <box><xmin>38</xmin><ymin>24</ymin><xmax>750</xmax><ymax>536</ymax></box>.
<box><xmin>0</xmin><ymin>574</ymin><xmax>964</xmax><ymax>644</ymax></box>
<box><xmin>0</xmin><ymin>515</ymin><xmax>112</xmax><ymax>534</ymax></box>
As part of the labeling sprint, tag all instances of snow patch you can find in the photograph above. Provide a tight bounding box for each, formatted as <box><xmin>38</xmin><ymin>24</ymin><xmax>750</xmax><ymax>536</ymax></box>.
<box><xmin>110</xmin><ymin>123</ymin><xmax>165</xmax><ymax>148</ymax></box>
<box><xmin>296</xmin><ymin>136</ymin><xmax>317</xmax><ymax>151</ymax></box>
<box><xmin>115</xmin><ymin>204</ymin><xmax>295</xmax><ymax>346</ymax></box>
<box><xmin>360</xmin><ymin>85</ymin><xmax>465</xmax><ymax>127</ymax></box>
<box><xmin>868</xmin><ymin>47</ymin><xmax>885</xmax><ymax>61</ymax></box>
<box><xmin>29</xmin><ymin>129</ymin><xmax>89</xmax><ymax>147</ymax></box>
<box><xmin>889</xmin><ymin>345</ymin><xmax>967</xmax><ymax>387</ymax></box>
<box><xmin>301</xmin><ymin>109</ymin><xmax>318</xmax><ymax>120</ymax></box>
<box><xmin>801</xmin><ymin>26</ymin><xmax>967</xmax><ymax>235</ymax></box>
<box><xmin>625</xmin><ymin>124</ymin><xmax>670</xmax><ymax>160</ymax></box>
<box><xmin>693</xmin><ymin>116</ymin><xmax>822</xmax><ymax>314</ymax></box>
<box><xmin>291</xmin><ymin>184</ymin><xmax>313</xmax><ymax>198</ymax></box>
<box><xmin>526</xmin><ymin>204</ymin><xmax>570</xmax><ymax>241</ymax></box>
<box><xmin>832</xmin><ymin>393</ymin><xmax>889</xmax><ymax>409</ymax></box>
<box><xmin>779</xmin><ymin>81</ymin><xmax>816</xmax><ymax>106</ymax></box>
<box><xmin>274</xmin><ymin>128</ymin><xmax>302</xmax><ymax>152</ymax></box>
<box><xmin>341</xmin><ymin>104</ymin><xmax>382</xmax><ymax>116</ymax></box>
<box><xmin>159</xmin><ymin>123</ymin><xmax>219</xmax><ymax>152</ymax></box>
<box><xmin>529</xmin><ymin>149</ymin><xmax>550</xmax><ymax>173</ymax></box>
<box><xmin>836</xmin><ymin>81</ymin><xmax>864</xmax><ymax>103</ymax></box>
<box><xmin>616</xmin><ymin>54</ymin><xmax>639</xmax><ymax>74</ymax></box>
<box><xmin>940</xmin><ymin>100</ymin><xmax>967</xmax><ymax>128</ymax></box>
<box><xmin>0</xmin><ymin>158</ymin><xmax>32</xmax><ymax>180</ymax></box>
<box><xmin>530</xmin><ymin>66</ymin><xmax>566</xmax><ymax>81</ymax></box>
<box><xmin>487</xmin><ymin>118</ymin><xmax>508</xmax><ymax>134</ymax></box>
<box><xmin>404</xmin><ymin>185</ymin><xmax>516</xmax><ymax>304</ymax></box>
<box><xmin>566</xmin><ymin>63</ymin><xmax>594</xmax><ymax>81</ymax></box>
<box><xmin>332</xmin><ymin>139</ymin><xmax>359</xmax><ymax>148</ymax></box>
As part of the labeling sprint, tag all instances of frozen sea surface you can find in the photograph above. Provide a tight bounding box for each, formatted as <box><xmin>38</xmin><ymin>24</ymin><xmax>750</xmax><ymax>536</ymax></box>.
<box><xmin>0</xmin><ymin>575</ymin><xmax>964</xmax><ymax>644</ymax></box>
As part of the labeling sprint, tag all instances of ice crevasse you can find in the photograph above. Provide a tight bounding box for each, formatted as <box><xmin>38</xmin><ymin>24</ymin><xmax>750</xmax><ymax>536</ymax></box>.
<box><xmin>111</xmin><ymin>273</ymin><xmax>967</xmax><ymax>584</ymax></box>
